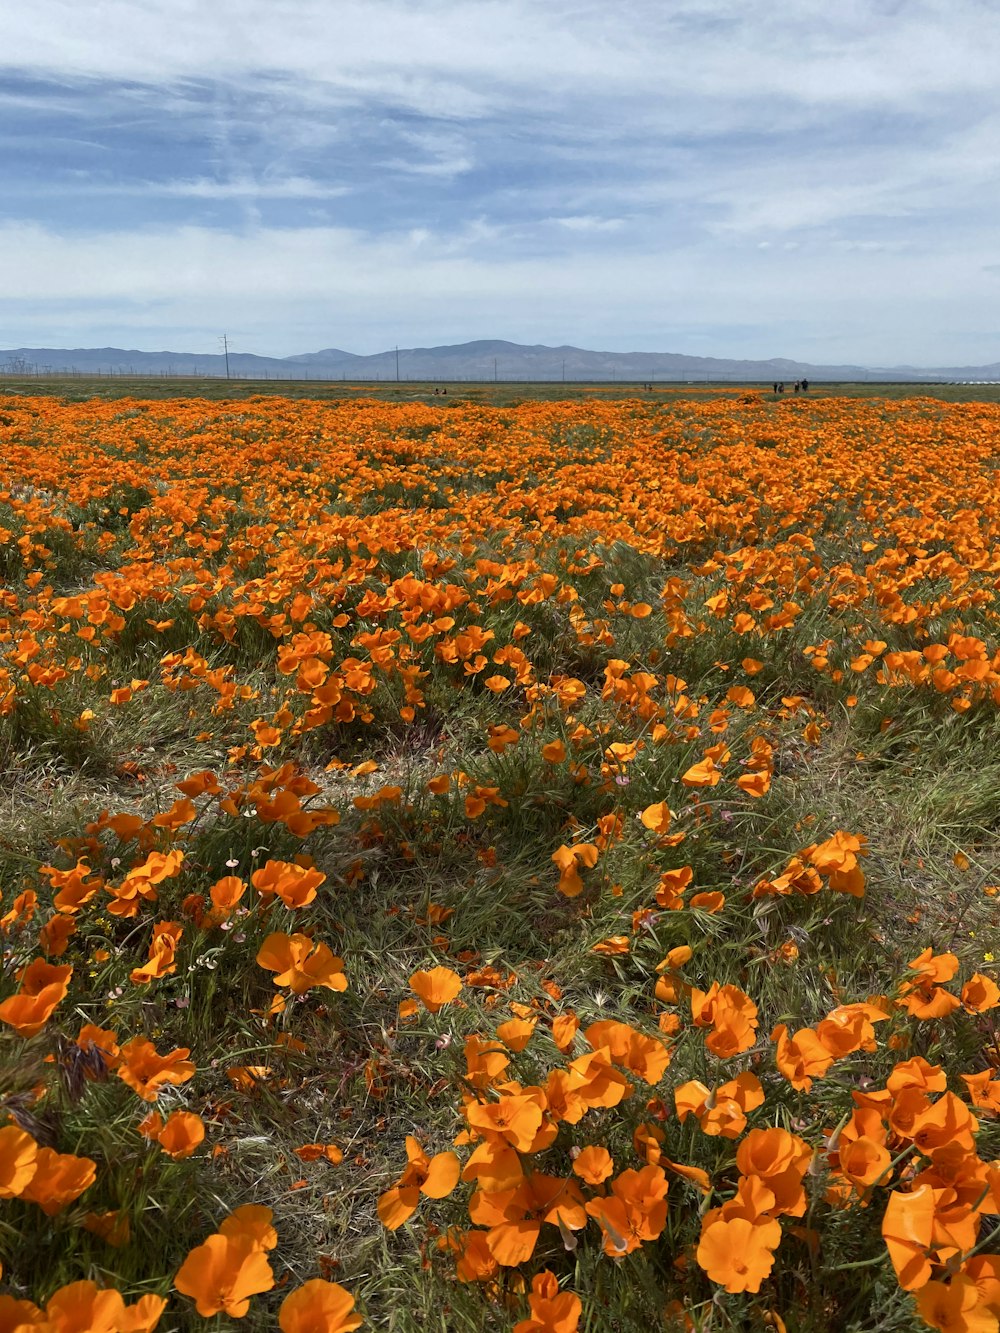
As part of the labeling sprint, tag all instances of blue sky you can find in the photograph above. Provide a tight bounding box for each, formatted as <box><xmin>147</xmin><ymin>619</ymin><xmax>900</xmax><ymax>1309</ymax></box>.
<box><xmin>2</xmin><ymin>0</ymin><xmax>1000</xmax><ymax>364</ymax></box>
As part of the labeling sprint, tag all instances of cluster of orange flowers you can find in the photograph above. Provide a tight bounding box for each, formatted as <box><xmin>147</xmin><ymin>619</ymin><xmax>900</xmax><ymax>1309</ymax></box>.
<box><xmin>0</xmin><ymin>393</ymin><xmax>998</xmax><ymax>1328</ymax></box>
<box><xmin>378</xmin><ymin>941</ymin><xmax>1000</xmax><ymax>1329</ymax></box>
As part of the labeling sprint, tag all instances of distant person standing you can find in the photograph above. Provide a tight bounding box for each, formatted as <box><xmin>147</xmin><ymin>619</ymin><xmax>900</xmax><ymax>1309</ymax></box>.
<box><xmin>801</xmin><ymin>378</ymin><xmax>809</xmax><ymax>392</ymax></box>
<box><xmin>773</xmin><ymin>382</ymin><xmax>778</xmax><ymax>394</ymax></box>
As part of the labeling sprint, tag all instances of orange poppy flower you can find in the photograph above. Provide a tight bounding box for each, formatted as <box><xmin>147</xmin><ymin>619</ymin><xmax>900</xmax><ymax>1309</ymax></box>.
<box><xmin>20</xmin><ymin>1147</ymin><xmax>96</xmax><ymax>1215</ymax></box>
<box><xmin>251</xmin><ymin>859</ymin><xmax>326</xmax><ymax>909</ymax></box>
<box><xmin>497</xmin><ymin>1017</ymin><xmax>537</xmax><ymax>1052</ymax></box>
<box><xmin>119</xmin><ymin>1295</ymin><xmax>167</xmax><ymax>1333</ymax></box>
<box><xmin>278</xmin><ymin>1279</ymin><xmax>363</xmax><ymax>1333</ymax></box>
<box><xmin>0</xmin><ymin>1126</ymin><xmax>38</xmax><ymax>1198</ymax></box>
<box><xmin>45</xmin><ymin>1282</ymin><xmax>126</xmax><ymax>1333</ymax></box>
<box><xmin>257</xmin><ymin>933</ymin><xmax>348</xmax><ymax>994</ymax></box>
<box><xmin>735</xmin><ymin>1128</ymin><xmax>812</xmax><ymax>1216</ymax></box>
<box><xmin>585</xmin><ymin>1021</ymin><xmax>672</xmax><ymax>1083</ymax></box>
<box><xmin>409</xmin><ymin>966</ymin><xmax>462</xmax><ymax>1013</ymax></box>
<box><xmin>640</xmin><ymin>801</ymin><xmax>672</xmax><ymax>834</ymax></box>
<box><xmin>220</xmin><ymin>1205</ymin><xmax>279</xmax><ymax>1250</ymax></box>
<box><xmin>154</xmin><ymin>1110</ymin><xmax>206</xmax><ymax>1160</ymax></box>
<box><xmin>469</xmin><ymin>1173</ymin><xmax>586</xmax><ymax>1266</ymax></box>
<box><xmin>551</xmin><ymin>843</ymin><xmax>599</xmax><ymax>897</ymax></box>
<box><xmin>513</xmin><ymin>1270</ymin><xmax>582</xmax><ymax>1333</ymax></box>
<box><xmin>680</xmin><ymin>757</ymin><xmax>722</xmax><ymax>788</ymax></box>
<box><xmin>175</xmin><ymin>1232</ymin><xmax>275</xmax><ymax>1318</ymax></box>
<box><xmin>696</xmin><ymin>1216</ymin><xmax>780</xmax><ymax>1293</ymax></box>
<box><xmin>0</xmin><ymin>1296</ymin><xmax>46</xmax><ymax>1331</ymax></box>
<box><xmin>0</xmin><ymin>958</ymin><xmax>72</xmax><ymax>1037</ymax></box>
<box><xmin>117</xmin><ymin>1037</ymin><xmax>195</xmax><ymax>1101</ymax></box>
<box><xmin>585</xmin><ymin>1164</ymin><xmax>669</xmax><ymax>1255</ymax></box>
<box><xmin>771</xmin><ymin>1023</ymin><xmax>835</xmax><ymax>1091</ymax></box>
<box><xmin>82</xmin><ymin>1210</ymin><xmax>131</xmax><ymax>1248</ymax></box>
<box><xmin>377</xmin><ymin>1136</ymin><xmax>461</xmax><ymax>1229</ymax></box>
<box><xmin>915</xmin><ymin>1275</ymin><xmax>995</xmax><ymax>1333</ymax></box>
<box><xmin>961</xmin><ymin>973</ymin><xmax>1000</xmax><ymax>1013</ymax></box>
<box><xmin>130</xmin><ymin>921</ymin><xmax>183</xmax><ymax>985</ymax></box>
<box><xmin>572</xmin><ymin>1145</ymin><xmax>614</xmax><ymax>1185</ymax></box>
<box><xmin>881</xmin><ymin>1184</ymin><xmax>935</xmax><ymax>1290</ymax></box>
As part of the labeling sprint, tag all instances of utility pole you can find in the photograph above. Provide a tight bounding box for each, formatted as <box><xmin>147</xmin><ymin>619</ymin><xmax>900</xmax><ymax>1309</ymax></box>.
<box><xmin>220</xmin><ymin>335</ymin><xmax>231</xmax><ymax>379</ymax></box>
<box><xmin>395</xmin><ymin>346</ymin><xmax>400</xmax><ymax>382</ymax></box>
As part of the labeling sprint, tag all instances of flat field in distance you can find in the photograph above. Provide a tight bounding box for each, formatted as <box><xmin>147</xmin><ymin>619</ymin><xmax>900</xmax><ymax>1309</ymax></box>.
<box><xmin>0</xmin><ymin>388</ymin><xmax>998</xmax><ymax>1333</ymax></box>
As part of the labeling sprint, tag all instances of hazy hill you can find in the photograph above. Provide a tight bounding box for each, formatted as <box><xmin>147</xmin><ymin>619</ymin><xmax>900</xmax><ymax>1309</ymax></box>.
<box><xmin>2</xmin><ymin>340</ymin><xmax>997</xmax><ymax>382</ymax></box>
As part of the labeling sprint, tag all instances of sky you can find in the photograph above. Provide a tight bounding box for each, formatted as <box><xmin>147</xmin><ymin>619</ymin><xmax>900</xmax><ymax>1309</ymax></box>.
<box><xmin>2</xmin><ymin>0</ymin><xmax>1000</xmax><ymax>366</ymax></box>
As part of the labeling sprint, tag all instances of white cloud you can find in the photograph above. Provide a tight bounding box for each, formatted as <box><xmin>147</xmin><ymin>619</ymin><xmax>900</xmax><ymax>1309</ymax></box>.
<box><xmin>3</xmin><ymin>1</ymin><xmax>1000</xmax><ymax>363</ymax></box>
<box><xmin>1</xmin><ymin>218</ymin><xmax>999</xmax><ymax>365</ymax></box>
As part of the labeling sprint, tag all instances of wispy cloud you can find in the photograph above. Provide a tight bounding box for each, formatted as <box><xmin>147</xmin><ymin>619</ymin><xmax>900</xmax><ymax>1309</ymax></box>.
<box><xmin>1</xmin><ymin>1</ymin><xmax>999</xmax><ymax>362</ymax></box>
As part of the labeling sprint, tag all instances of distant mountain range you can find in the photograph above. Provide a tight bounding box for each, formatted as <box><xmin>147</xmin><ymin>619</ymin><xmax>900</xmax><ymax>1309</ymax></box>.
<box><xmin>1</xmin><ymin>339</ymin><xmax>998</xmax><ymax>383</ymax></box>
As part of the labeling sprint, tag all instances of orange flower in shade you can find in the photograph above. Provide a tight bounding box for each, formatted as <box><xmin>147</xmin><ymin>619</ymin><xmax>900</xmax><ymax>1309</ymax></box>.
<box><xmin>551</xmin><ymin>843</ymin><xmax>599</xmax><ymax>897</ymax></box>
<box><xmin>469</xmin><ymin>1173</ymin><xmax>586</xmax><ymax>1265</ymax></box>
<box><xmin>882</xmin><ymin>1184</ymin><xmax>935</xmax><ymax>1290</ymax></box>
<box><xmin>585</xmin><ymin>1164</ymin><xmax>669</xmax><ymax>1256</ymax></box>
<box><xmin>82</xmin><ymin>1210</ymin><xmax>131</xmax><ymax>1247</ymax></box>
<box><xmin>0</xmin><ymin>1126</ymin><xmax>38</xmax><ymax>1198</ymax></box>
<box><xmin>409</xmin><ymin>966</ymin><xmax>462</xmax><ymax>1013</ymax></box>
<box><xmin>0</xmin><ymin>1296</ymin><xmax>47</xmax><ymax>1331</ymax></box>
<box><xmin>76</xmin><ymin>1023</ymin><xmax>121</xmax><ymax>1072</ymax></box>
<box><xmin>117</xmin><ymin>1037</ymin><xmax>195</xmax><ymax>1101</ymax></box>
<box><xmin>915</xmin><ymin>1275</ymin><xmax>997</xmax><ymax>1333</ymax></box>
<box><xmin>39</xmin><ymin>913</ymin><xmax>77</xmax><ymax>957</ymax></box>
<box><xmin>175</xmin><ymin>1233</ymin><xmax>275</xmax><ymax>1318</ymax></box>
<box><xmin>377</xmin><ymin>1136</ymin><xmax>461</xmax><ymax>1229</ymax></box>
<box><xmin>961</xmin><ymin>1071</ymin><xmax>1000</xmax><ymax>1115</ymax></box>
<box><xmin>442</xmin><ymin>1227</ymin><xmax>499</xmax><ymax>1283</ymax></box>
<box><xmin>513</xmin><ymin>1270</ymin><xmax>582</xmax><ymax>1333</ymax></box>
<box><xmin>696</xmin><ymin>1216</ymin><xmax>781</xmax><ymax>1293</ymax></box>
<box><xmin>0</xmin><ymin>959</ymin><xmax>72</xmax><ymax>1037</ymax></box>
<box><xmin>278</xmin><ymin>1279</ymin><xmax>363</xmax><ymax>1333</ymax></box>
<box><xmin>256</xmin><ymin>933</ymin><xmax>348</xmax><ymax>994</ymax></box>
<box><xmin>19</xmin><ymin>1147</ymin><xmax>96</xmax><ymax>1214</ymax></box>
<box><xmin>963</xmin><ymin>1257</ymin><xmax>1000</xmax><ymax>1317</ymax></box>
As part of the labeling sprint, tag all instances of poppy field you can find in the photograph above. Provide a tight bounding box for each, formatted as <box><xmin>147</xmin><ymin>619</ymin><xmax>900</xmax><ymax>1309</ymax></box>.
<box><xmin>1</xmin><ymin>388</ymin><xmax>999</xmax><ymax>1332</ymax></box>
